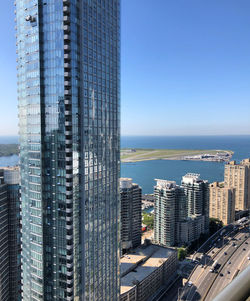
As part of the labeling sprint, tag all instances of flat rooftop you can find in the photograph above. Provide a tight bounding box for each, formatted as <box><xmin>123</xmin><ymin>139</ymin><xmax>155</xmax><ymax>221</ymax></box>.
<box><xmin>120</xmin><ymin>244</ymin><xmax>176</xmax><ymax>295</ymax></box>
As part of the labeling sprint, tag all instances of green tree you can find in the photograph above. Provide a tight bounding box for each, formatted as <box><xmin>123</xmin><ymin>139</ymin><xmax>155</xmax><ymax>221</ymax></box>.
<box><xmin>142</xmin><ymin>213</ymin><xmax>154</xmax><ymax>229</ymax></box>
<box><xmin>178</xmin><ymin>248</ymin><xmax>187</xmax><ymax>261</ymax></box>
<box><xmin>209</xmin><ymin>218</ymin><xmax>223</xmax><ymax>235</ymax></box>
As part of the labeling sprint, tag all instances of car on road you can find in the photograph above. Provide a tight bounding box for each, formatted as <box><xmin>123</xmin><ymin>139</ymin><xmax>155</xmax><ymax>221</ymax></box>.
<box><xmin>232</xmin><ymin>243</ymin><xmax>236</xmax><ymax>246</ymax></box>
<box><xmin>243</xmin><ymin>248</ymin><xmax>246</xmax><ymax>251</ymax></box>
<box><xmin>209</xmin><ymin>269</ymin><xmax>213</xmax><ymax>273</ymax></box>
<box><xmin>245</xmin><ymin>236</ymin><xmax>248</xmax><ymax>239</ymax></box>
<box><xmin>228</xmin><ymin>261</ymin><xmax>231</xmax><ymax>264</ymax></box>
<box><xmin>247</xmin><ymin>256</ymin><xmax>250</xmax><ymax>260</ymax></box>
<box><xmin>212</xmin><ymin>251</ymin><xmax>215</xmax><ymax>254</ymax></box>
<box><xmin>245</xmin><ymin>242</ymin><xmax>248</xmax><ymax>244</ymax></box>
<box><xmin>220</xmin><ymin>273</ymin><xmax>223</xmax><ymax>277</ymax></box>
<box><xmin>188</xmin><ymin>281</ymin><xmax>192</xmax><ymax>287</ymax></box>
<box><xmin>228</xmin><ymin>271</ymin><xmax>230</xmax><ymax>274</ymax></box>
<box><xmin>224</xmin><ymin>252</ymin><xmax>227</xmax><ymax>255</ymax></box>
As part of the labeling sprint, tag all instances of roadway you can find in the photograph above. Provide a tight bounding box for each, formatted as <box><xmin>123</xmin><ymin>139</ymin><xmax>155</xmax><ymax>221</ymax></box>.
<box><xmin>180</xmin><ymin>225</ymin><xmax>250</xmax><ymax>300</ymax></box>
<box><xmin>158</xmin><ymin>221</ymin><xmax>249</xmax><ymax>301</ymax></box>
<box><xmin>204</xmin><ymin>234</ymin><xmax>250</xmax><ymax>300</ymax></box>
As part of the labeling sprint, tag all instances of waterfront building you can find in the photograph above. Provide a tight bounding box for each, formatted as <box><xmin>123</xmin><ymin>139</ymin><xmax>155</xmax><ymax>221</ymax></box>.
<box><xmin>15</xmin><ymin>0</ymin><xmax>120</xmax><ymax>300</ymax></box>
<box><xmin>0</xmin><ymin>167</ymin><xmax>21</xmax><ymax>301</ymax></box>
<box><xmin>209</xmin><ymin>182</ymin><xmax>235</xmax><ymax>225</ymax></box>
<box><xmin>120</xmin><ymin>244</ymin><xmax>177</xmax><ymax>301</ymax></box>
<box><xmin>181</xmin><ymin>173</ymin><xmax>209</xmax><ymax>232</ymax></box>
<box><xmin>224</xmin><ymin>159</ymin><xmax>250</xmax><ymax>211</ymax></box>
<box><xmin>154</xmin><ymin>179</ymin><xmax>186</xmax><ymax>247</ymax></box>
<box><xmin>154</xmin><ymin>177</ymin><xmax>208</xmax><ymax>247</ymax></box>
<box><xmin>120</xmin><ymin>178</ymin><xmax>142</xmax><ymax>253</ymax></box>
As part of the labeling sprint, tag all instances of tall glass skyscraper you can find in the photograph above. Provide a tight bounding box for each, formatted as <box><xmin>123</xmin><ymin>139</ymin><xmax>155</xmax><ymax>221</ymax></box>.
<box><xmin>16</xmin><ymin>0</ymin><xmax>120</xmax><ymax>300</ymax></box>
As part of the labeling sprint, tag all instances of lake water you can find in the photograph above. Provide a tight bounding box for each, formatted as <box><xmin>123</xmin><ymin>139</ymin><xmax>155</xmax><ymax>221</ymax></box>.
<box><xmin>0</xmin><ymin>136</ymin><xmax>19</xmax><ymax>167</ymax></box>
<box><xmin>121</xmin><ymin>135</ymin><xmax>250</xmax><ymax>194</ymax></box>
<box><xmin>0</xmin><ymin>155</ymin><xmax>19</xmax><ymax>167</ymax></box>
<box><xmin>1</xmin><ymin>135</ymin><xmax>250</xmax><ymax>194</ymax></box>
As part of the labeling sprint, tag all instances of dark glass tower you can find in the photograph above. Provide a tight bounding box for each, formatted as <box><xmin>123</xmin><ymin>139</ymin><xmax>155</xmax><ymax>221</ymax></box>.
<box><xmin>0</xmin><ymin>168</ymin><xmax>21</xmax><ymax>301</ymax></box>
<box><xmin>16</xmin><ymin>0</ymin><xmax>120</xmax><ymax>300</ymax></box>
<box><xmin>120</xmin><ymin>178</ymin><xmax>142</xmax><ymax>253</ymax></box>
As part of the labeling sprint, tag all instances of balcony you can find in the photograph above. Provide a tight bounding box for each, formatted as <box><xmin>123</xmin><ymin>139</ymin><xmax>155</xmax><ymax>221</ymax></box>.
<box><xmin>65</xmin><ymin>90</ymin><xmax>72</xmax><ymax>97</ymax></box>
<box><xmin>64</xmin><ymin>63</ymin><xmax>71</xmax><ymax>69</ymax></box>
<box><xmin>66</xmin><ymin>279</ymin><xmax>73</xmax><ymax>285</ymax></box>
<box><xmin>66</xmin><ymin>234</ymin><xmax>73</xmax><ymax>240</ymax></box>
<box><xmin>66</xmin><ymin>191</ymin><xmax>73</xmax><ymax>197</ymax></box>
<box><xmin>64</xmin><ymin>100</ymin><xmax>71</xmax><ymax>106</ymax></box>
<box><xmin>66</xmin><ymin>182</ymin><xmax>73</xmax><ymax>188</ymax></box>
<box><xmin>64</xmin><ymin>71</ymin><xmax>71</xmax><ymax>77</ymax></box>
<box><xmin>64</xmin><ymin>25</ymin><xmax>70</xmax><ymax>33</ymax></box>
<box><xmin>64</xmin><ymin>53</ymin><xmax>71</xmax><ymax>60</ymax></box>
<box><xmin>66</xmin><ymin>286</ymin><xmax>73</xmax><ymax>293</ymax></box>
<box><xmin>66</xmin><ymin>244</ymin><xmax>73</xmax><ymax>250</ymax></box>
<box><xmin>64</xmin><ymin>34</ymin><xmax>71</xmax><ymax>41</ymax></box>
<box><xmin>65</xmin><ymin>139</ymin><xmax>72</xmax><ymax>144</ymax></box>
<box><xmin>65</xmin><ymin>110</ymin><xmax>72</xmax><ymax>116</ymax></box>
<box><xmin>65</xmin><ymin>133</ymin><xmax>72</xmax><ymax>138</ymax></box>
<box><xmin>66</xmin><ymin>262</ymin><xmax>73</xmax><ymax>269</ymax></box>
<box><xmin>63</xmin><ymin>6</ymin><xmax>70</xmax><ymax>14</ymax></box>
<box><xmin>64</xmin><ymin>45</ymin><xmax>71</xmax><ymax>52</ymax></box>
<box><xmin>63</xmin><ymin>16</ymin><xmax>70</xmax><ymax>23</ymax></box>
<box><xmin>66</xmin><ymin>223</ymin><xmax>73</xmax><ymax>229</ymax></box>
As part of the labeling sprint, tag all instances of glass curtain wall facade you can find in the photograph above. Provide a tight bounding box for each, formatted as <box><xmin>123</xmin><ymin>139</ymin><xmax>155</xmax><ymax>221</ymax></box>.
<box><xmin>16</xmin><ymin>0</ymin><xmax>120</xmax><ymax>300</ymax></box>
<box><xmin>0</xmin><ymin>172</ymin><xmax>8</xmax><ymax>300</ymax></box>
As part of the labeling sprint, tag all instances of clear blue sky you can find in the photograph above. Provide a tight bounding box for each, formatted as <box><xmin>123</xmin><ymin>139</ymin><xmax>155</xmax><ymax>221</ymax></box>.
<box><xmin>1</xmin><ymin>1</ymin><xmax>250</xmax><ymax>136</ymax></box>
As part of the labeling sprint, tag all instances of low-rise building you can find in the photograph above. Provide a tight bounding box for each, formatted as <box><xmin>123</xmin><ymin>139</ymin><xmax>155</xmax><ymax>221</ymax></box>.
<box><xmin>178</xmin><ymin>215</ymin><xmax>205</xmax><ymax>244</ymax></box>
<box><xmin>120</xmin><ymin>244</ymin><xmax>177</xmax><ymax>301</ymax></box>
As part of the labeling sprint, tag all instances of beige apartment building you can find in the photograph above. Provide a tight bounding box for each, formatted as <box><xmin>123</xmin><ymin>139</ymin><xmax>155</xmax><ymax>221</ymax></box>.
<box><xmin>224</xmin><ymin>159</ymin><xmax>250</xmax><ymax>211</ymax></box>
<box><xmin>209</xmin><ymin>182</ymin><xmax>235</xmax><ymax>225</ymax></box>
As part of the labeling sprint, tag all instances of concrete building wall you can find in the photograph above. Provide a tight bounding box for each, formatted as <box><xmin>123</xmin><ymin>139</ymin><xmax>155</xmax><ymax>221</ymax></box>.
<box><xmin>241</xmin><ymin>159</ymin><xmax>250</xmax><ymax>209</ymax></box>
<box><xmin>178</xmin><ymin>215</ymin><xmax>205</xmax><ymax>245</ymax></box>
<box><xmin>224</xmin><ymin>160</ymin><xmax>249</xmax><ymax>211</ymax></box>
<box><xmin>209</xmin><ymin>182</ymin><xmax>235</xmax><ymax>225</ymax></box>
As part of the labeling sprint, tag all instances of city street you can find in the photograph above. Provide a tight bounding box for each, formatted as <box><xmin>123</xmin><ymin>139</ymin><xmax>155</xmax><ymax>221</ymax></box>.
<box><xmin>181</xmin><ymin>226</ymin><xmax>250</xmax><ymax>301</ymax></box>
<box><xmin>159</xmin><ymin>222</ymin><xmax>250</xmax><ymax>301</ymax></box>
